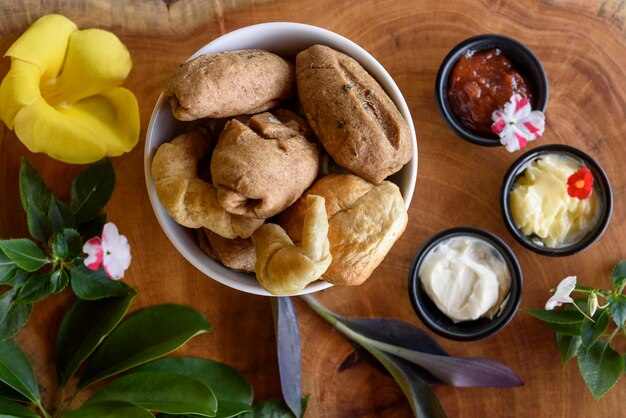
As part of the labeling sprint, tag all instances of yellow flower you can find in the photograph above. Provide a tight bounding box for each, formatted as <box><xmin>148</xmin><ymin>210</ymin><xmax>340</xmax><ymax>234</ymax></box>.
<box><xmin>0</xmin><ymin>14</ymin><xmax>139</xmax><ymax>164</ymax></box>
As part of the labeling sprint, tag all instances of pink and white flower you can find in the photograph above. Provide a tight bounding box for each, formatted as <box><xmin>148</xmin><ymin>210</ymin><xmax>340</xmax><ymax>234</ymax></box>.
<box><xmin>492</xmin><ymin>94</ymin><xmax>545</xmax><ymax>153</ymax></box>
<box><xmin>83</xmin><ymin>222</ymin><xmax>131</xmax><ymax>280</ymax></box>
<box><xmin>545</xmin><ymin>276</ymin><xmax>576</xmax><ymax>310</ymax></box>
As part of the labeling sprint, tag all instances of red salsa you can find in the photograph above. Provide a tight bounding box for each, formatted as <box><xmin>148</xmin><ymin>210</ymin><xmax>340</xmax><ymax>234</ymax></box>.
<box><xmin>447</xmin><ymin>48</ymin><xmax>533</xmax><ymax>135</ymax></box>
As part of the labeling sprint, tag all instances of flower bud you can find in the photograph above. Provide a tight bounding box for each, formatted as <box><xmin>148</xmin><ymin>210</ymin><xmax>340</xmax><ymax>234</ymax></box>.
<box><xmin>587</xmin><ymin>292</ymin><xmax>598</xmax><ymax>317</ymax></box>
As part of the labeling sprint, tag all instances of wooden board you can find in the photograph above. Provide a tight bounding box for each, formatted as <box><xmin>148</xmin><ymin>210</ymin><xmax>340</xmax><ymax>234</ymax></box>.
<box><xmin>1</xmin><ymin>0</ymin><xmax>625</xmax><ymax>416</ymax></box>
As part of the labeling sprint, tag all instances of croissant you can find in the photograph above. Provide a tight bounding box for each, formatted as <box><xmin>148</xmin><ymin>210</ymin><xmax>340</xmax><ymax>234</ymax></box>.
<box><xmin>252</xmin><ymin>195</ymin><xmax>332</xmax><ymax>295</ymax></box>
<box><xmin>279</xmin><ymin>174</ymin><xmax>408</xmax><ymax>286</ymax></box>
<box><xmin>151</xmin><ymin>126</ymin><xmax>264</xmax><ymax>239</ymax></box>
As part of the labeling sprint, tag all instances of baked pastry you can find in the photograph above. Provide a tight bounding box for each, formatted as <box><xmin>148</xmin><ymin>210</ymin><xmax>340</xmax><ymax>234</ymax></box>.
<box><xmin>296</xmin><ymin>44</ymin><xmax>412</xmax><ymax>184</ymax></box>
<box><xmin>211</xmin><ymin>112</ymin><xmax>319</xmax><ymax>219</ymax></box>
<box><xmin>164</xmin><ymin>49</ymin><xmax>295</xmax><ymax>120</ymax></box>
<box><xmin>252</xmin><ymin>195</ymin><xmax>332</xmax><ymax>295</ymax></box>
<box><xmin>197</xmin><ymin>228</ymin><xmax>256</xmax><ymax>273</ymax></box>
<box><xmin>280</xmin><ymin>174</ymin><xmax>408</xmax><ymax>285</ymax></box>
<box><xmin>151</xmin><ymin>126</ymin><xmax>264</xmax><ymax>239</ymax></box>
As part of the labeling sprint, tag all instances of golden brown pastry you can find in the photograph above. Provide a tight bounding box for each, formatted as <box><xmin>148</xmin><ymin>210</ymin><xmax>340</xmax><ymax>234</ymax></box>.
<box><xmin>296</xmin><ymin>45</ymin><xmax>412</xmax><ymax>184</ymax></box>
<box><xmin>211</xmin><ymin>112</ymin><xmax>319</xmax><ymax>219</ymax></box>
<box><xmin>151</xmin><ymin>126</ymin><xmax>264</xmax><ymax>239</ymax></box>
<box><xmin>164</xmin><ymin>49</ymin><xmax>295</xmax><ymax>121</ymax></box>
<box><xmin>197</xmin><ymin>229</ymin><xmax>256</xmax><ymax>273</ymax></box>
<box><xmin>252</xmin><ymin>195</ymin><xmax>332</xmax><ymax>295</ymax></box>
<box><xmin>280</xmin><ymin>174</ymin><xmax>408</xmax><ymax>285</ymax></box>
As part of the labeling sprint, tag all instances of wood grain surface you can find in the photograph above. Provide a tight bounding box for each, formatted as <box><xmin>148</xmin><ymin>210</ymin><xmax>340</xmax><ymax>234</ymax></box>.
<box><xmin>1</xmin><ymin>0</ymin><xmax>625</xmax><ymax>417</ymax></box>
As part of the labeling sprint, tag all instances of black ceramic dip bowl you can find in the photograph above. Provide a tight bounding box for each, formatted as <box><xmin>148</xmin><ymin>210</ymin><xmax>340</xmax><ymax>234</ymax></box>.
<box><xmin>501</xmin><ymin>144</ymin><xmax>613</xmax><ymax>256</ymax></box>
<box><xmin>408</xmin><ymin>227</ymin><xmax>523</xmax><ymax>341</ymax></box>
<box><xmin>435</xmin><ymin>34</ymin><xmax>548</xmax><ymax>146</ymax></box>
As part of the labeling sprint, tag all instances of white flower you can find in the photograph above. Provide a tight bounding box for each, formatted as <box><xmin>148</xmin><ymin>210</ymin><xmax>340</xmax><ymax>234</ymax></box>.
<box><xmin>545</xmin><ymin>276</ymin><xmax>577</xmax><ymax>310</ymax></box>
<box><xmin>492</xmin><ymin>94</ymin><xmax>545</xmax><ymax>153</ymax></box>
<box><xmin>83</xmin><ymin>222</ymin><xmax>131</xmax><ymax>280</ymax></box>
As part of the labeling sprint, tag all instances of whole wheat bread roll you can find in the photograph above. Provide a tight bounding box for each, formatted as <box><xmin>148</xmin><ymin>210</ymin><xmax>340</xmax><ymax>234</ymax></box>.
<box><xmin>165</xmin><ymin>49</ymin><xmax>295</xmax><ymax>120</ymax></box>
<box><xmin>296</xmin><ymin>45</ymin><xmax>412</xmax><ymax>184</ymax></box>
<box><xmin>211</xmin><ymin>112</ymin><xmax>319</xmax><ymax>219</ymax></box>
<box><xmin>279</xmin><ymin>174</ymin><xmax>407</xmax><ymax>285</ymax></box>
<box><xmin>197</xmin><ymin>228</ymin><xmax>256</xmax><ymax>273</ymax></box>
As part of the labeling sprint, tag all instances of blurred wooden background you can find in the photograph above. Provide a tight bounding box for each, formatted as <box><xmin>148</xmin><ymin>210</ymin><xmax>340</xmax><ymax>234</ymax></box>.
<box><xmin>1</xmin><ymin>0</ymin><xmax>625</xmax><ymax>416</ymax></box>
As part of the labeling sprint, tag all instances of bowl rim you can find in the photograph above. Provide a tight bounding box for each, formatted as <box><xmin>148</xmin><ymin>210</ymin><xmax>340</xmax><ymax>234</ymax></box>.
<box><xmin>435</xmin><ymin>33</ymin><xmax>549</xmax><ymax>147</ymax></box>
<box><xmin>144</xmin><ymin>22</ymin><xmax>418</xmax><ymax>296</ymax></box>
<box><xmin>500</xmin><ymin>144</ymin><xmax>613</xmax><ymax>257</ymax></box>
<box><xmin>408</xmin><ymin>226</ymin><xmax>523</xmax><ymax>341</ymax></box>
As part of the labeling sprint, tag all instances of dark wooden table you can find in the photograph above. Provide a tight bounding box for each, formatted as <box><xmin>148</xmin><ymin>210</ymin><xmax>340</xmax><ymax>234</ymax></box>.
<box><xmin>1</xmin><ymin>0</ymin><xmax>625</xmax><ymax>416</ymax></box>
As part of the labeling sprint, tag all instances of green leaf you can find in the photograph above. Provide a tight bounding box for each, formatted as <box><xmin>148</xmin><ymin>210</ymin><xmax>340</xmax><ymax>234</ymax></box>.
<box><xmin>85</xmin><ymin>371</ymin><xmax>217</xmax><ymax>417</ymax></box>
<box><xmin>16</xmin><ymin>275</ymin><xmax>50</xmax><ymax>304</ymax></box>
<box><xmin>608</xmin><ymin>295</ymin><xmax>626</xmax><ymax>328</ymax></box>
<box><xmin>64</xmin><ymin>401</ymin><xmax>155</xmax><ymax>418</ymax></box>
<box><xmin>0</xmin><ymin>398</ymin><xmax>39</xmax><ymax>418</ymax></box>
<box><xmin>70</xmin><ymin>264</ymin><xmax>132</xmax><ymax>300</ymax></box>
<box><xmin>78</xmin><ymin>304</ymin><xmax>211</xmax><ymax>389</ymax></box>
<box><xmin>555</xmin><ymin>333</ymin><xmax>581</xmax><ymax>365</ymax></box>
<box><xmin>578</xmin><ymin>340</ymin><xmax>624</xmax><ymax>399</ymax></box>
<box><xmin>0</xmin><ymin>340</ymin><xmax>39</xmax><ymax>403</ymax></box>
<box><xmin>580</xmin><ymin>310</ymin><xmax>610</xmax><ymax>353</ymax></box>
<box><xmin>77</xmin><ymin>212</ymin><xmax>107</xmax><ymax>243</ymax></box>
<box><xmin>48</xmin><ymin>197</ymin><xmax>75</xmax><ymax>234</ymax></box>
<box><xmin>0</xmin><ymin>253</ymin><xmax>17</xmax><ymax>284</ymax></box>
<box><xmin>49</xmin><ymin>270</ymin><xmax>69</xmax><ymax>294</ymax></box>
<box><xmin>527</xmin><ymin>308</ymin><xmax>584</xmax><ymax>336</ymax></box>
<box><xmin>0</xmin><ymin>241</ymin><xmax>47</xmax><ymax>273</ymax></box>
<box><xmin>527</xmin><ymin>308</ymin><xmax>584</xmax><ymax>324</ymax></box>
<box><xmin>240</xmin><ymin>398</ymin><xmax>311</xmax><ymax>418</ymax></box>
<box><xmin>0</xmin><ymin>270</ymin><xmax>27</xmax><ymax>288</ymax></box>
<box><xmin>0</xmin><ymin>381</ymin><xmax>28</xmax><ymax>403</ymax></box>
<box><xmin>545</xmin><ymin>321</ymin><xmax>584</xmax><ymax>336</ymax></box>
<box><xmin>135</xmin><ymin>357</ymin><xmax>252</xmax><ymax>417</ymax></box>
<box><xmin>51</xmin><ymin>229</ymin><xmax>82</xmax><ymax>261</ymax></box>
<box><xmin>0</xmin><ymin>290</ymin><xmax>32</xmax><ymax>341</ymax></box>
<box><xmin>611</xmin><ymin>260</ymin><xmax>626</xmax><ymax>290</ymax></box>
<box><xmin>71</xmin><ymin>159</ymin><xmax>115</xmax><ymax>224</ymax></box>
<box><xmin>55</xmin><ymin>293</ymin><xmax>136</xmax><ymax>387</ymax></box>
<box><xmin>19</xmin><ymin>158</ymin><xmax>53</xmax><ymax>243</ymax></box>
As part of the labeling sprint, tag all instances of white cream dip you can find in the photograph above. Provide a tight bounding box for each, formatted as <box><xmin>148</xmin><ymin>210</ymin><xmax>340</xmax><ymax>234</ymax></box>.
<box><xmin>419</xmin><ymin>236</ymin><xmax>511</xmax><ymax>322</ymax></box>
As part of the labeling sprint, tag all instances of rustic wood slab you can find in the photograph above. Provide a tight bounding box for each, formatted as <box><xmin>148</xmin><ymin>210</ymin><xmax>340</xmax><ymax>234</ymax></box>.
<box><xmin>1</xmin><ymin>0</ymin><xmax>625</xmax><ymax>416</ymax></box>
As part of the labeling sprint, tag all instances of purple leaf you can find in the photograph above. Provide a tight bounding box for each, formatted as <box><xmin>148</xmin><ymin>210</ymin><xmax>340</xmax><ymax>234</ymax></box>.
<box><xmin>271</xmin><ymin>297</ymin><xmax>302</xmax><ymax>418</ymax></box>
<box><xmin>362</xmin><ymin>344</ymin><xmax>447</xmax><ymax>418</ymax></box>
<box><xmin>343</xmin><ymin>318</ymin><xmax>449</xmax><ymax>356</ymax></box>
<box><xmin>387</xmin><ymin>349</ymin><xmax>523</xmax><ymax>388</ymax></box>
<box><xmin>342</xmin><ymin>318</ymin><xmax>448</xmax><ymax>384</ymax></box>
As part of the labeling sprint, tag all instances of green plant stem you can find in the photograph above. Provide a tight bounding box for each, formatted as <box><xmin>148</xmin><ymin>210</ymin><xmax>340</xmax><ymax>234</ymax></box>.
<box><xmin>35</xmin><ymin>400</ymin><xmax>52</xmax><ymax>418</ymax></box>
<box><xmin>300</xmin><ymin>295</ymin><xmax>454</xmax><ymax>381</ymax></box>
<box><xmin>52</xmin><ymin>387</ymin><xmax>66</xmax><ymax>418</ymax></box>
<box><xmin>571</xmin><ymin>301</ymin><xmax>595</xmax><ymax>323</ymax></box>
<box><xmin>607</xmin><ymin>327</ymin><xmax>620</xmax><ymax>343</ymax></box>
<box><xmin>300</xmin><ymin>295</ymin><xmax>340</xmax><ymax>326</ymax></box>
<box><xmin>572</xmin><ymin>286</ymin><xmax>611</xmax><ymax>297</ymax></box>
<box><xmin>54</xmin><ymin>389</ymin><xmax>80</xmax><ymax>418</ymax></box>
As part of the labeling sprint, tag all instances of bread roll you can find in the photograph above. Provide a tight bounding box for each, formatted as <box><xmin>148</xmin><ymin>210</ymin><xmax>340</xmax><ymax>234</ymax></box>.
<box><xmin>280</xmin><ymin>174</ymin><xmax>407</xmax><ymax>285</ymax></box>
<box><xmin>165</xmin><ymin>49</ymin><xmax>295</xmax><ymax>120</ymax></box>
<box><xmin>197</xmin><ymin>229</ymin><xmax>256</xmax><ymax>273</ymax></box>
<box><xmin>296</xmin><ymin>45</ymin><xmax>412</xmax><ymax>184</ymax></box>
<box><xmin>211</xmin><ymin>112</ymin><xmax>319</xmax><ymax>219</ymax></box>
<box><xmin>151</xmin><ymin>126</ymin><xmax>264</xmax><ymax>239</ymax></box>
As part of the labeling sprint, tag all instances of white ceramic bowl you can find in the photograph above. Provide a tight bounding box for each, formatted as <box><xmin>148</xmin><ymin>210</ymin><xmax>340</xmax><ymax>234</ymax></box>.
<box><xmin>144</xmin><ymin>22</ymin><xmax>418</xmax><ymax>296</ymax></box>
